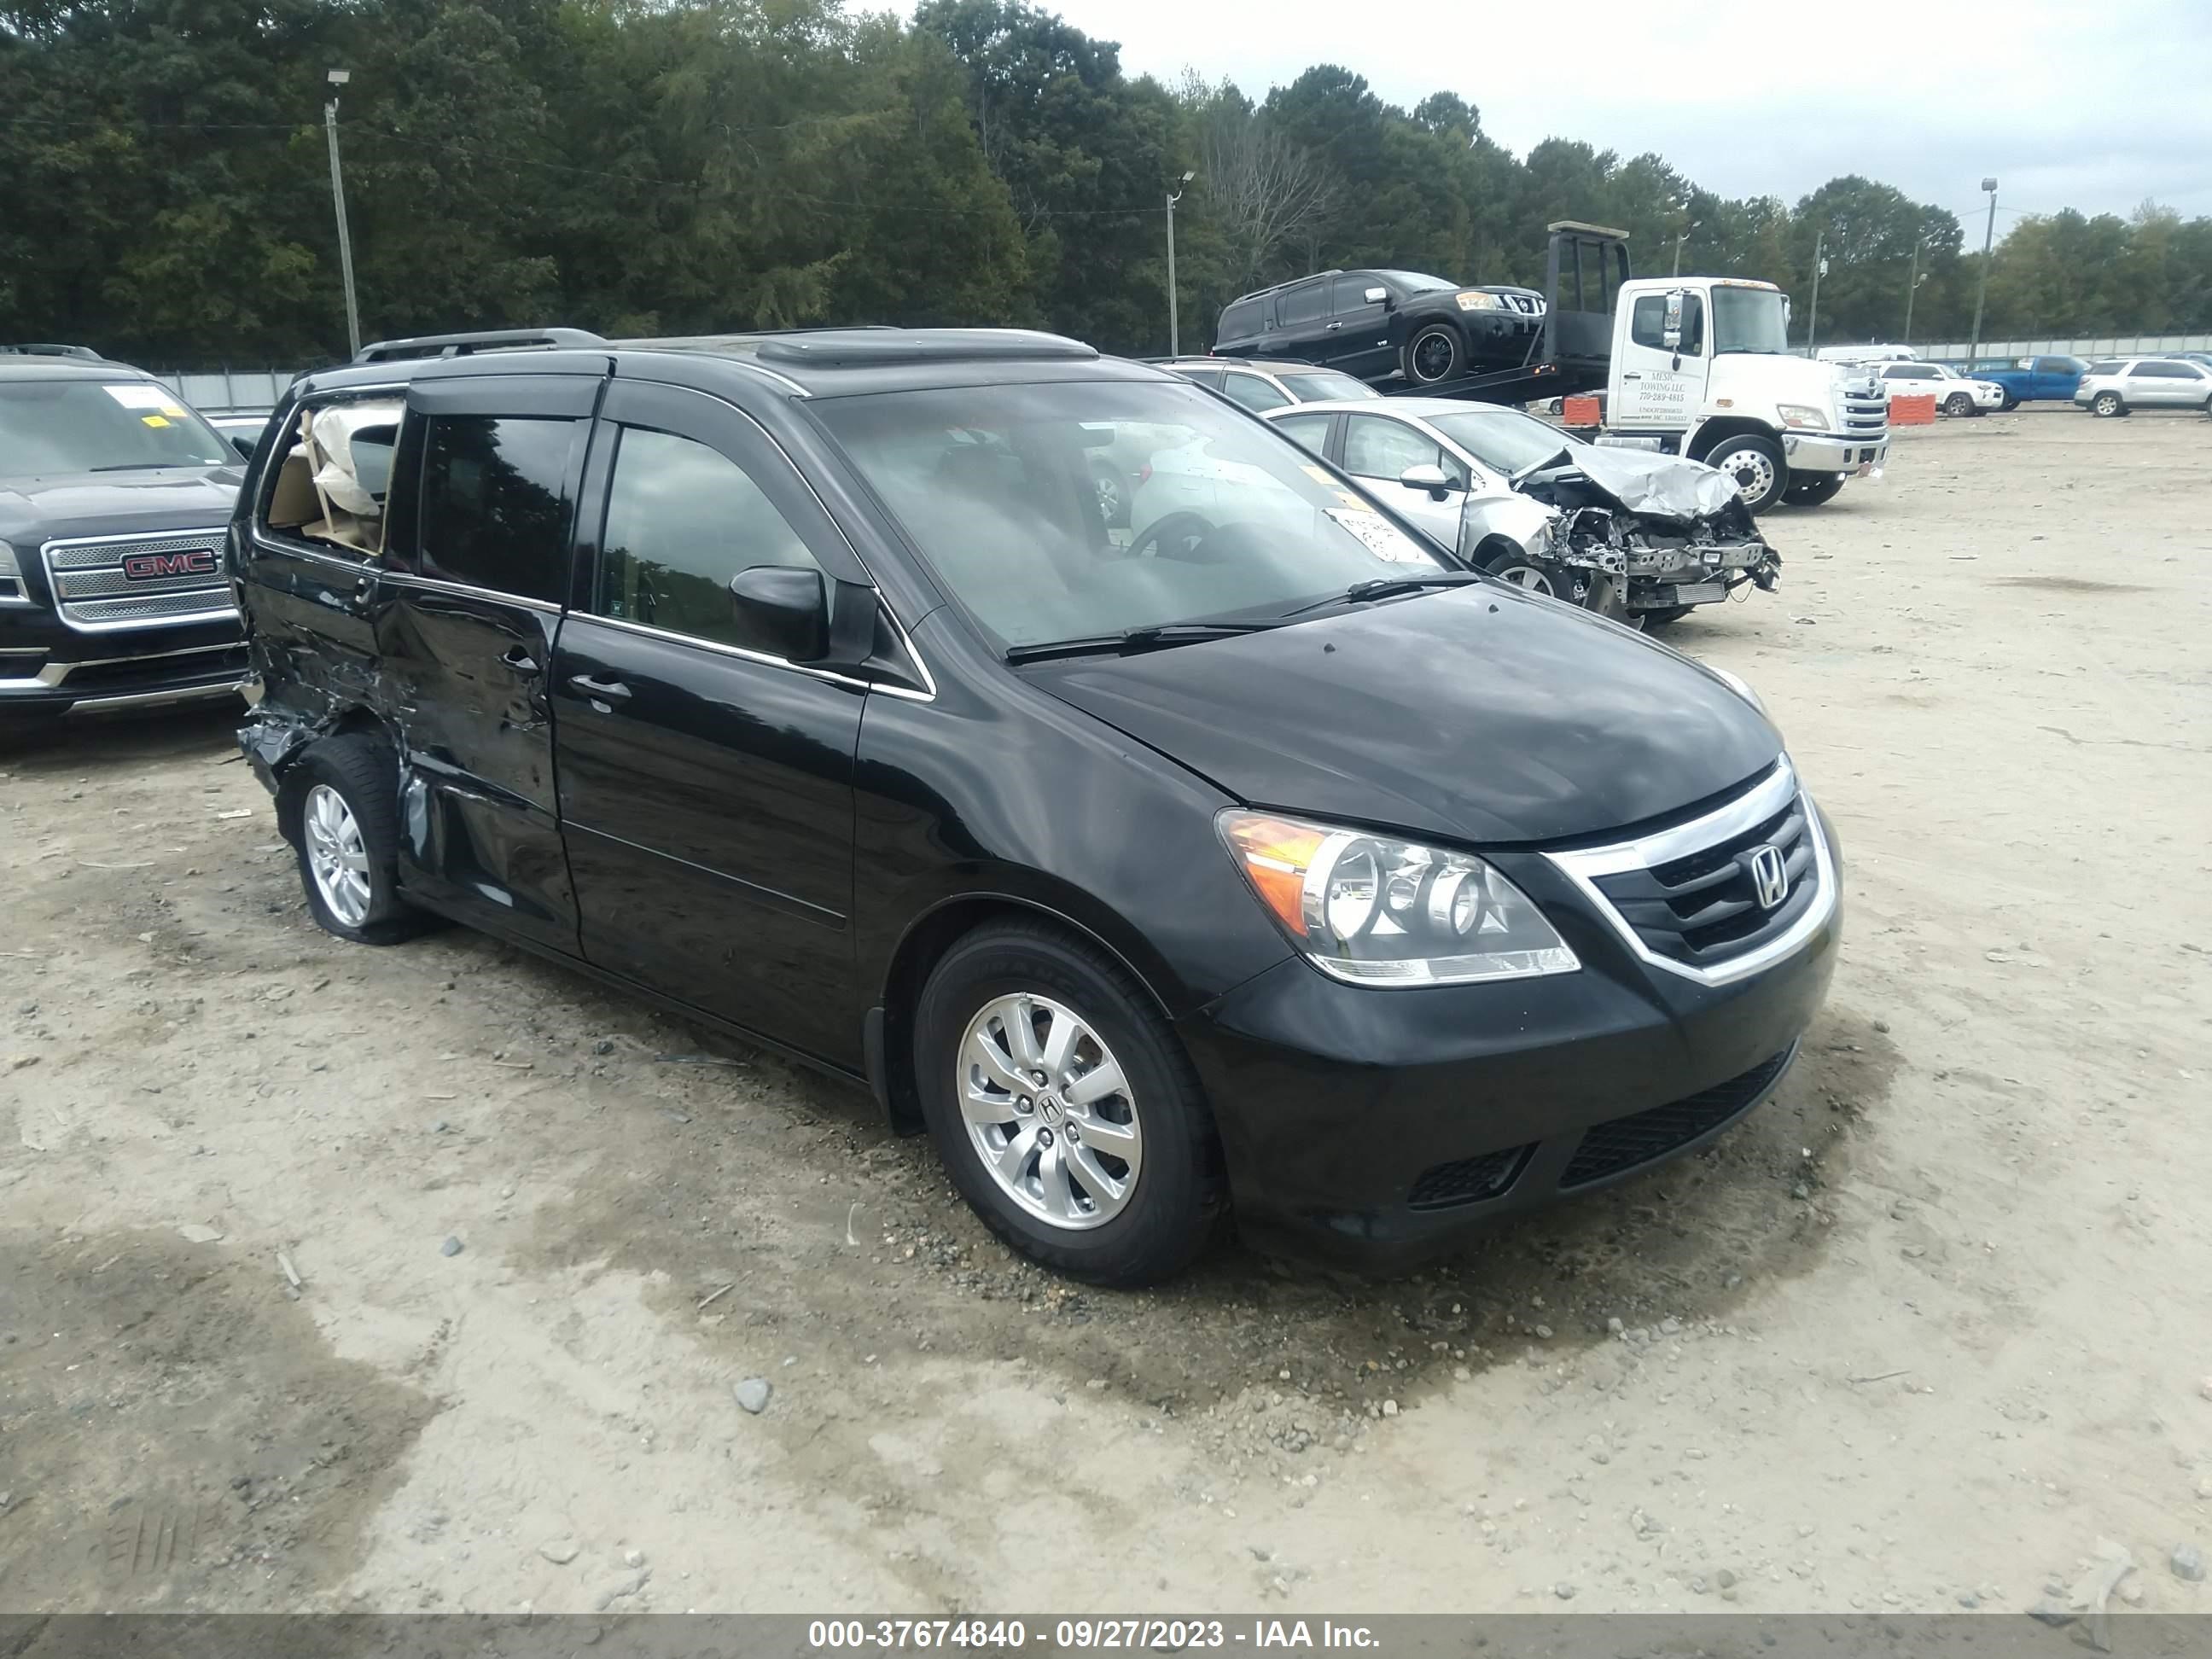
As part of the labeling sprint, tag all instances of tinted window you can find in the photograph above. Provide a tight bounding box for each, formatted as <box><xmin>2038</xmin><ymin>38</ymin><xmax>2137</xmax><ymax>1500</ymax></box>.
<box><xmin>2133</xmin><ymin>362</ymin><xmax>2186</xmax><ymax>378</ymax></box>
<box><xmin>416</xmin><ymin>416</ymin><xmax>577</xmax><ymax>603</ymax></box>
<box><xmin>1221</xmin><ymin>373</ymin><xmax>1291</xmax><ymax>412</ymax></box>
<box><xmin>1331</xmin><ymin>276</ymin><xmax>1382</xmax><ymax>313</ymax></box>
<box><xmin>2038</xmin><ymin>357</ymin><xmax>2082</xmax><ymax>374</ymax></box>
<box><xmin>1366</xmin><ymin>271</ymin><xmax>1458</xmax><ymax>294</ymax></box>
<box><xmin>1172</xmin><ymin>366</ymin><xmax>1225</xmax><ymax>390</ymax></box>
<box><xmin>1883</xmin><ymin>364</ymin><xmax>1935</xmax><ymax>380</ymax></box>
<box><xmin>2086</xmin><ymin>362</ymin><xmax>2123</xmax><ymax>375</ymax></box>
<box><xmin>1278</xmin><ymin>370</ymin><xmax>1379</xmax><ymax>402</ymax></box>
<box><xmin>1344</xmin><ymin>415</ymin><xmax>1459</xmax><ymax>486</ymax></box>
<box><xmin>1218</xmin><ymin>300</ymin><xmax>1263</xmax><ymax>341</ymax></box>
<box><xmin>597</xmin><ymin>426</ymin><xmax>824</xmax><ymax>654</ymax></box>
<box><xmin>1272</xmin><ymin>412</ymin><xmax>1332</xmax><ymax>454</ymax></box>
<box><xmin>1277</xmin><ymin>282</ymin><xmax>1327</xmax><ymax>325</ymax></box>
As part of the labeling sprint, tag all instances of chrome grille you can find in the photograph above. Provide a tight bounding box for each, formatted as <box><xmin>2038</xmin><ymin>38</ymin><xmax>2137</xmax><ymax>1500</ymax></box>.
<box><xmin>38</xmin><ymin>531</ymin><xmax>234</xmax><ymax>633</ymax></box>
<box><xmin>1545</xmin><ymin>760</ymin><xmax>1837</xmax><ymax>987</ymax></box>
<box><xmin>1838</xmin><ymin>376</ymin><xmax>1889</xmax><ymax>436</ymax></box>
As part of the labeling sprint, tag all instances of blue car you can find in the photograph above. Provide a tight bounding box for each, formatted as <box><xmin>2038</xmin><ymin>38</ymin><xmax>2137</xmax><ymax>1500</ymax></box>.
<box><xmin>1966</xmin><ymin>355</ymin><xmax>2089</xmax><ymax>409</ymax></box>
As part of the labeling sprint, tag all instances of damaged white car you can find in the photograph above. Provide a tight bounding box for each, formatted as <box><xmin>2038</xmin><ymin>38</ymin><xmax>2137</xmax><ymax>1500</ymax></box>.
<box><xmin>1266</xmin><ymin>398</ymin><xmax>1779</xmax><ymax>629</ymax></box>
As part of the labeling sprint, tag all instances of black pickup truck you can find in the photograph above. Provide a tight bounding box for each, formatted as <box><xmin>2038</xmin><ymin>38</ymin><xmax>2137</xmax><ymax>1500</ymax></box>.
<box><xmin>0</xmin><ymin>352</ymin><xmax>252</xmax><ymax>729</ymax></box>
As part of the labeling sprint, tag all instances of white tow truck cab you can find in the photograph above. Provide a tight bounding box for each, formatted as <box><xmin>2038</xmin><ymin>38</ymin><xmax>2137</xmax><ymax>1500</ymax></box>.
<box><xmin>1586</xmin><ymin>276</ymin><xmax>1889</xmax><ymax>512</ymax></box>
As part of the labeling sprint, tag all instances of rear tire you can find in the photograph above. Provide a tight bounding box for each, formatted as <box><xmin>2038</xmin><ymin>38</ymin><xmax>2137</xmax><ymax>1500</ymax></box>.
<box><xmin>1703</xmin><ymin>434</ymin><xmax>1789</xmax><ymax>514</ymax></box>
<box><xmin>914</xmin><ymin>920</ymin><xmax>1222</xmax><ymax>1286</ymax></box>
<box><xmin>286</xmin><ymin>733</ymin><xmax>435</xmax><ymax>946</ymax></box>
<box><xmin>2092</xmin><ymin>391</ymin><xmax>2125</xmax><ymax>417</ymax></box>
<box><xmin>1402</xmin><ymin>323</ymin><xmax>1464</xmax><ymax>386</ymax></box>
<box><xmin>1784</xmin><ymin>472</ymin><xmax>1847</xmax><ymax>507</ymax></box>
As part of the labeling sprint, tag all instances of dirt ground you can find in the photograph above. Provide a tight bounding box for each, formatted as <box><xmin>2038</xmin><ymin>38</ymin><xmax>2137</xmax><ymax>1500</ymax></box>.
<box><xmin>3</xmin><ymin>409</ymin><xmax>2209</xmax><ymax>1618</ymax></box>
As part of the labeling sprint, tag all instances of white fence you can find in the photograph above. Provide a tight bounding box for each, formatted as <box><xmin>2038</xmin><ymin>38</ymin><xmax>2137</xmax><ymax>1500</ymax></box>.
<box><xmin>146</xmin><ymin>367</ymin><xmax>306</xmax><ymax>415</ymax></box>
<box><xmin>1913</xmin><ymin>333</ymin><xmax>2212</xmax><ymax>364</ymax></box>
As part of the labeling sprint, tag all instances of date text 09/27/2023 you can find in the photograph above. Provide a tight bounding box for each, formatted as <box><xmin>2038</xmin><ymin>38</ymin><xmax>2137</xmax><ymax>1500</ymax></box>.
<box><xmin>806</xmin><ymin>1620</ymin><xmax>1382</xmax><ymax>1650</ymax></box>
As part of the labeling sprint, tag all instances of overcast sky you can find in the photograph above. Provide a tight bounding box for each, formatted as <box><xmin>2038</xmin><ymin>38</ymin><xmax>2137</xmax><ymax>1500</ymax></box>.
<box><xmin>1016</xmin><ymin>0</ymin><xmax>2212</xmax><ymax>227</ymax></box>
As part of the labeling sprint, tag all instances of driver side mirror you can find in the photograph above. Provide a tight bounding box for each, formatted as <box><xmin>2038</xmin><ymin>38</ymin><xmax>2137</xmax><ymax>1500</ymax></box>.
<box><xmin>1364</xmin><ymin>286</ymin><xmax>1388</xmax><ymax>306</ymax></box>
<box><xmin>1661</xmin><ymin>288</ymin><xmax>1685</xmax><ymax>353</ymax></box>
<box><xmin>1400</xmin><ymin>463</ymin><xmax>1453</xmax><ymax>501</ymax></box>
<box><xmin>729</xmin><ymin>564</ymin><xmax>830</xmax><ymax>662</ymax></box>
<box><xmin>228</xmin><ymin>431</ymin><xmax>259</xmax><ymax>461</ymax></box>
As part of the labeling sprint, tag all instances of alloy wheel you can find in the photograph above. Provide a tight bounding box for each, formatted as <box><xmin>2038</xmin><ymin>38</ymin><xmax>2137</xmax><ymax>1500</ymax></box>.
<box><xmin>1410</xmin><ymin>329</ymin><xmax>1458</xmax><ymax>382</ymax></box>
<box><xmin>957</xmin><ymin>993</ymin><xmax>1143</xmax><ymax>1231</ymax></box>
<box><xmin>303</xmin><ymin>783</ymin><xmax>372</xmax><ymax>927</ymax></box>
<box><xmin>1490</xmin><ymin>563</ymin><xmax>1558</xmax><ymax>597</ymax></box>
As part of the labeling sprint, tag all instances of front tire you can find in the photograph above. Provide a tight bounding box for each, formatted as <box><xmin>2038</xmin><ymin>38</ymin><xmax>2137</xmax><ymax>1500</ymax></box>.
<box><xmin>1942</xmin><ymin>393</ymin><xmax>1975</xmax><ymax>418</ymax></box>
<box><xmin>1091</xmin><ymin>459</ymin><xmax>1131</xmax><ymax>529</ymax></box>
<box><xmin>1999</xmin><ymin>390</ymin><xmax>2020</xmax><ymax>411</ymax></box>
<box><xmin>286</xmin><ymin>733</ymin><xmax>434</xmax><ymax>945</ymax></box>
<box><xmin>1402</xmin><ymin>323</ymin><xmax>1464</xmax><ymax>386</ymax></box>
<box><xmin>2092</xmin><ymin>391</ymin><xmax>2125</xmax><ymax>417</ymax></box>
<box><xmin>1704</xmin><ymin>434</ymin><xmax>1789</xmax><ymax>514</ymax></box>
<box><xmin>914</xmin><ymin>920</ymin><xmax>1222</xmax><ymax>1286</ymax></box>
<box><xmin>1480</xmin><ymin>545</ymin><xmax>1563</xmax><ymax>598</ymax></box>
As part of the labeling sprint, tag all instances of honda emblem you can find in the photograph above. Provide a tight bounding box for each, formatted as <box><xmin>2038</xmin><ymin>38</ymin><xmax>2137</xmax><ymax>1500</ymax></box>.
<box><xmin>1747</xmin><ymin>843</ymin><xmax>1790</xmax><ymax>911</ymax></box>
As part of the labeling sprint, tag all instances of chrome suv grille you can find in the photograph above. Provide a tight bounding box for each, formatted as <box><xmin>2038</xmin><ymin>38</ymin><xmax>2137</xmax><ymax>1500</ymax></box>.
<box><xmin>40</xmin><ymin>532</ymin><xmax>234</xmax><ymax>633</ymax></box>
<box><xmin>1508</xmin><ymin>294</ymin><xmax>1545</xmax><ymax>316</ymax></box>
<box><xmin>1545</xmin><ymin>760</ymin><xmax>1835</xmax><ymax>986</ymax></box>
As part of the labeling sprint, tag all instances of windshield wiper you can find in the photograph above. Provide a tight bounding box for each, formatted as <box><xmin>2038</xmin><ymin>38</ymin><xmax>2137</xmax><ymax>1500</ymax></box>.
<box><xmin>1004</xmin><ymin>620</ymin><xmax>1279</xmax><ymax>665</ymax></box>
<box><xmin>1278</xmin><ymin>571</ymin><xmax>1483</xmax><ymax>618</ymax></box>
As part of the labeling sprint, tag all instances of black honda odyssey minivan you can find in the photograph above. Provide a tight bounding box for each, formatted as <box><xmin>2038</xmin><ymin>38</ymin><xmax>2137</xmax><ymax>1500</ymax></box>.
<box><xmin>229</xmin><ymin>326</ymin><xmax>1839</xmax><ymax>1284</ymax></box>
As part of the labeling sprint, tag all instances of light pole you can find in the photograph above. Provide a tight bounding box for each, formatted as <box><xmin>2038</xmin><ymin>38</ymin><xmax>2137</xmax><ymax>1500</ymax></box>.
<box><xmin>324</xmin><ymin>68</ymin><xmax>362</xmax><ymax>359</ymax></box>
<box><xmin>1166</xmin><ymin>170</ymin><xmax>1194</xmax><ymax>356</ymax></box>
<box><xmin>1903</xmin><ymin>239</ymin><xmax>1930</xmax><ymax>345</ymax></box>
<box><xmin>1806</xmin><ymin>234</ymin><xmax>1827</xmax><ymax>355</ymax></box>
<box><xmin>1671</xmin><ymin>219</ymin><xmax>1699</xmax><ymax>278</ymax></box>
<box><xmin>1968</xmin><ymin>176</ymin><xmax>1998</xmax><ymax>369</ymax></box>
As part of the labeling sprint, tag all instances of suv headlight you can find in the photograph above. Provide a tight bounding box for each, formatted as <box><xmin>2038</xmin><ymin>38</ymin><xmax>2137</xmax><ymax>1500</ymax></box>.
<box><xmin>1454</xmin><ymin>291</ymin><xmax>1504</xmax><ymax>311</ymax></box>
<box><xmin>1220</xmin><ymin>811</ymin><xmax>1580</xmax><ymax>987</ymax></box>
<box><xmin>0</xmin><ymin>538</ymin><xmax>26</xmax><ymax>602</ymax></box>
<box><xmin>1777</xmin><ymin>405</ymin><xmax>1829</xmax><ymax>429</ymax></box>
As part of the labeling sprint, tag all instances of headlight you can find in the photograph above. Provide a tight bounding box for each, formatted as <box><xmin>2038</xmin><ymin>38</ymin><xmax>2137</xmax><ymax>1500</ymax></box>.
<box><xmin>1454</xmin><ymin>291</ymin><xmax>1505</xmax><ymax>312</ymax></box>
<box><xmin>0</xmin><ymin>538</ymin><xmax>25</xmax><ymax>602</ymax></box>
<box><xmin>1777</xmin><ymin>405</ymin><xmax>1829</xmax><ymax>429</ymax></box>
<box><xmin>1220</xmin><ymin>812</ymin><xmax>1580</xmax><ymax>987</ymax></box>
<box><xmin>1708</xmin><ymin>666</ymin><xmax>1771</xmax><ymax>719</ymax></box>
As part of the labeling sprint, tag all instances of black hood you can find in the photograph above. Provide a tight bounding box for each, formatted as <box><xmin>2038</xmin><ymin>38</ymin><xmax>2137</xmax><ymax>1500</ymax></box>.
<box><xmin>1026</xmin><ymin>585</ymin><xmax>1780</xmax><ymax>846</ymax></box>
<box><xmin>0</xmin><ymin>466</ymin><xmax>243</xmax><ymax>547</ymax></box>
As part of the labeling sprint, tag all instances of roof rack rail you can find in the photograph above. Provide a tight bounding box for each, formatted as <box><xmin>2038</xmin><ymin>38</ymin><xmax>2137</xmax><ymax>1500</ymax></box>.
<box><xmin>1227</xmin><ymin>270</ymin><xmax>1345</xmax><ymax>305</ymax></box>
<box><xmin>0</xmin><ymin>342</ymin><xmax>104</xmax><ymax>361</ymax></box>
<box><xmin>748</xmin><ymin>329</ymin><xmax>1095</xmax><ymax>369</ymax></box>
<box><xmin>352</xmin><ymin>328</ymin><xmax>608</xmax><ymax>364</ymax></box>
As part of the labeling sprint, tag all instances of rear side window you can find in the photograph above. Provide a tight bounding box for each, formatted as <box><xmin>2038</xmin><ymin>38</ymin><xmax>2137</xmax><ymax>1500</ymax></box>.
<box><xmin>2134</xmin><ymin>362</ymin><xmax>2186</xmax><ymax>378</ymax></box>
<box><xmin>597</xmin><ymin>426</ymin><xmax>826</xmax><ymax>655</ymax></box>
<box><xmin>1272</xmin><ymin>412</ymin><xmax>1332</xmax><ymax>454</ymax></box>
<box><xmin>1217</xmin><ymin>300</ymin><xmax>1263</xmax><ymax>341</ymax></box>
<box><xmin>415</xmin><ymin>416</ymin><xmax>578</xmax><ymax>603</ymax></box>
<box><xmin>1276</xmin><ymin>282</ymin><xmax>1327</xmax><ymax>325</ymax></box>
<box><xmin>1220</xmin><ymin>374</ymin><xmax>1291</xmax><ymax>412</ymax></box>
<box><xmin>1173</xmin><ymin>366</ymin><xmax>1225</xmax><ymax>391</ymax></box>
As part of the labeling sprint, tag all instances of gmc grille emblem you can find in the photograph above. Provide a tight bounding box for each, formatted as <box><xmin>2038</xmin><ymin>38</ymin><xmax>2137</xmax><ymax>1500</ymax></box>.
<box><xmin>1747</xmin><ymin>843</ymin><xmax>1790</xmax><ymax>911</ymax></box>
<box><xmin>122</xmin><ymin>549</ymin><xmax>218</xmax><ymax>581</ymax></box>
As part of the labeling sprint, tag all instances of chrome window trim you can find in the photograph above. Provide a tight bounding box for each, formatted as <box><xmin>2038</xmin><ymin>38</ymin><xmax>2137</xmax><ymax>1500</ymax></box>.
<box><xmin>573</xmin><ymin>610</ymin><xmax>934</xmax><ymax>702</ymax></box>
<box><xmin>249</xmin><ymin>527</ymin><xmax>380</xmax><ymax>573</ymax></box>
<box><xmin>375</xmin><ymin>568</ymin><xmax>564</xmax><ymax>616</ymax></box>
<box><xmin>1544</xmin><ymin>759</ymin><xmax>1838</xmax><ymax>988</ymax></box>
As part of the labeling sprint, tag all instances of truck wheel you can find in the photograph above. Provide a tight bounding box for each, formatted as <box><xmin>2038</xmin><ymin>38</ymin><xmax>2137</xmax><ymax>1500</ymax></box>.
<box><xmin>1999</xmin><ymin>390</ymin><xmax>2020</xmax><ymax>411</ymax></box>
<box><xmin>2091</xmin><ymin>391</ymin><xmax>2125</xmax><ymax>417</ymax></box>
<box><xmin>1784</xmin><ymin>473</ymin><xmax>1847</xmax><ymax>507</ymax></box>
<box><xmin>914</xmin><ymin>919</ymin><xmax>1223</xmax><ymax>1286</ymax></box>
<box><xmin>1942</xmin><ymin>393</ymin><xmax>1975</xmax><ymax>418</ymax></box>
<box><xmin>1403</xmin><ymin>323</ymin><xmax>1464</xmax><ymax>385</ymax></box>
<box><xmin>1641</xmin><ymin>606</ymin><xmax>1696</xmax><ymax>629</ymax></box>
<box><xmin>1704</xmin><ymin>435</ymin><xmax>1788</xmax><ymax>514</ymax></box>
<box><xmin>284</xmin><ymin>733</ymin><xmax>436</xmax><ymax>945</ymax></box>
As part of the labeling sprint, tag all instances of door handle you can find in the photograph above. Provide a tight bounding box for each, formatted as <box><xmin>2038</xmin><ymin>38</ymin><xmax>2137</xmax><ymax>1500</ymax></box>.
<box><xmin>502</xmin><ymin>646</ymin><xmax>539</xmax><ymax>673</ymax></box>
<box><xmin>568</xmin><ymin>673</ymin><xmax>632</xmax><ymax>701</ymax></box>
<box><xmin>1621</xmin><ymin>372</ymin><xmax>1643</xmax><ymax>380</ymax></box>
<box><xmin>1324</xmin><ymin>321</ymin><xmax>1342</xmax><ymax>330</ymax></box>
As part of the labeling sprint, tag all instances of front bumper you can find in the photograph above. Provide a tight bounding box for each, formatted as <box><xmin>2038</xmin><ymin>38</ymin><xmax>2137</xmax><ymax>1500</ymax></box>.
<box><xmin>0</xmin><ymin>608</ymin><xmax>246</xmax><ymax>722</ymax></box>
<box><xmin>1781</xmin><ymin>432</ymin><xmax>1888</xmax><ymax>472</ymax></box>
<box><xmin>1179</xmin><ymin>794</ymin><xmax>1842</xmax><ymax>1271</ymax></box>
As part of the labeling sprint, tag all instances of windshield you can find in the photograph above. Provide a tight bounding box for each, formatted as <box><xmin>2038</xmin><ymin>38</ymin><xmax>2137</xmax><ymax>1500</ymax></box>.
<box><xmin>1369</xmin><ymin>271</ymin><xmax>1460</xmax><ymax>294</ymax></box>
<box><xmin>1710</xmin><ymin>288</ymin><xmax>1791</xmax><ymax>356</ymax></box>
<box><xmin>1278</xmin><ymin>370</ymin><xmax>1379</xmax><ymax>402</ymax></box>
<box><xmin>0</xmin><ymin>380</ymin><xmax>230</xmax><ymax>477</ymax></box>
<box><xmin>1427</xmin><ymin>408</ymin><xmax>1581</xmax><ymax>475</ymax></box>
<box><xmin>813</xmin><ymin>381</ymin><xmax>1443</xmax><ymax>650</ymax></box>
